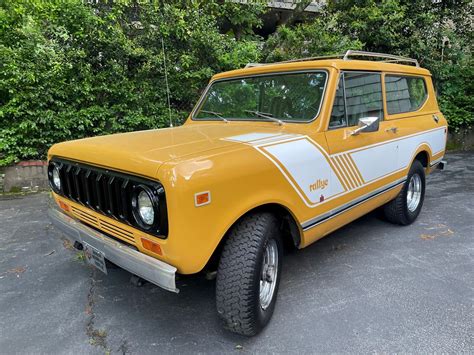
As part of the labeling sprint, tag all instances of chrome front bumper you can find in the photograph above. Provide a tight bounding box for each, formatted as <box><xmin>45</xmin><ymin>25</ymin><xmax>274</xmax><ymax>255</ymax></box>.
<box><xmin>48</xmin><ymin>206</ymin><xmax>178</xmax><ymax>293</ymax></box>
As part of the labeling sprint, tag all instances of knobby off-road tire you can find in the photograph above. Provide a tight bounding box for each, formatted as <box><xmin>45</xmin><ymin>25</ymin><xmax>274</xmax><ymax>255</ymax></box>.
<box><xmin>216</xmin><ymin>212</ymin><xmax>283</xmax><ymax>336</ymax></box>
<box><xmin>384</xmin><ymin>159</ymin><xmax>426</xmax><ymax>225</ymax></box>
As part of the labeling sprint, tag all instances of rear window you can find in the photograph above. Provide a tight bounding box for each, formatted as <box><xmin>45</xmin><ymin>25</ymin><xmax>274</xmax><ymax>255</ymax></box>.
<box><xmin>385</xmin><ymin>75</ymin><xmax>427</xmax><ymax>115</ymax></box>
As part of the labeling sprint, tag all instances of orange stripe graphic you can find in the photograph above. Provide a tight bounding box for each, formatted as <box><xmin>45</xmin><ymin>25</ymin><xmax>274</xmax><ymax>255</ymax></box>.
<box><xmin>341</xmin><ymin>154</ymin><xmax>361</xmax><ymax>187</ymax></box>
<box><xmin>328</xmin><ymin>158</ymin><xmax>349</xmax><ymax>191</ymax></box>
<box><xmin>333</xmin><ymin>156</ymin><xmax>355</xmax><ymax>189</ymax></box>
<box><xmin>347</xmin><ymin>154</ymin><xmax>365</xmax><ymax>184</ymax></box>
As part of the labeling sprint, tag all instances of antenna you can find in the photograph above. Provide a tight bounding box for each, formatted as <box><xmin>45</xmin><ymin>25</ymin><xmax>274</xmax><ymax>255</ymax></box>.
<box><xmin>161</xmin><ymin>37</ymin><xmax>173</xmax><ymax>127</ymax></box>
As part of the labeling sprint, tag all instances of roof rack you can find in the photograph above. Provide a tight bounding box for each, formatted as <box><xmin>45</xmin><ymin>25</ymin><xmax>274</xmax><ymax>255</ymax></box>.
<box><xmin>343</xmin><ymin>50</ymin><xmax>419</xmax><ymax>67</ymax></box>
<box><xmin>245</xmin><ymin>50</ymin><xmax>419</xmax><ymax>68</ymax></box>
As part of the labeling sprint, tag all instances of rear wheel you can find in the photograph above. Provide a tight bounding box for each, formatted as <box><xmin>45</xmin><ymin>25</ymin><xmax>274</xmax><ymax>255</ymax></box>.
<box><xmin>384</xmin><ymin>159</ymin><xmax>425</xmax><ymax>225</ymax></box>
<box><xmin>216</xmin><ymin>212</ymin><xmax>282</xmax><ymax>336</ymax></box>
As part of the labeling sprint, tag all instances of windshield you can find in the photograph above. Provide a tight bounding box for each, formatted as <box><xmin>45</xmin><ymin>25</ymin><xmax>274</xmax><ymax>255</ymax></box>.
<box><xmin>193</xmin><ymin>71</ymin><xmax>327</xmax><ymax>122</ymax></box>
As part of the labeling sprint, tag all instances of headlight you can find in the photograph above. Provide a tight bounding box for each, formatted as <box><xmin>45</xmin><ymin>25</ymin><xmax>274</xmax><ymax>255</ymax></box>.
<box><xmin>137</xmin><ymin>190</ymin><xmax>154</xmax><ymax>225</ymax></box>
<box><xmin>48</xmin><ymin>163</ymin><xmax>61</xmax><ymax>192</ymax></box>
<box><xmin>132</xmin><ymin>186</ymin><xmax>156</xmax><ymax>227</ymax></box>
<box><xmin>52</xmin><ymin>166</ymin><xmax>61</xmax><ymax>190</ymax></box>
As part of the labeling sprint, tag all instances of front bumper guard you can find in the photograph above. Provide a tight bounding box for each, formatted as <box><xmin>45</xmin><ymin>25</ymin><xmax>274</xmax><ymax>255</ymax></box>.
<box><xmin>48</xmin><ymin>206</ymin><xmax>178</xmax><ymax>293</ymax></box>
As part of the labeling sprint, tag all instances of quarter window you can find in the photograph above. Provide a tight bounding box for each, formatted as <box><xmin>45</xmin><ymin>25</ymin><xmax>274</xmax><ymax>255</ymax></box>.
<box><xmin>385</xmin><ymin>75</ymin><xmax>427</xmax><ymax>115</ymax></box>
<box><xmin>329</xmin><ymin>72</ymin><xmax>383</xmax><ymax>128</ymax></box>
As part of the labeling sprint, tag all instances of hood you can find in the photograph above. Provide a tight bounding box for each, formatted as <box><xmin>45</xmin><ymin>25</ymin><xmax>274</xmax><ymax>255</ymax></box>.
<box><xmin>48</xmin><ymin>123</ymin><xmax>289</xmax><ymax>179</ymax></box>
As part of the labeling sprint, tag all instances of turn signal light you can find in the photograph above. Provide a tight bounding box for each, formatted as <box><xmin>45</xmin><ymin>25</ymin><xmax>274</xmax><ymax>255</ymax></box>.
<box><xmin>58</xmin><ymin>200</ymin><xmax>70</xmax><ymax>212</ymax></box>
<box><xmin>194</xmin><ymin>191</ymin><xmax>211</xmax><ymax>206</ymax></box>
<box><xmin>141</xmin><ymin>238</ymin><xmax>162</xmax><ymax>255</ymax></box>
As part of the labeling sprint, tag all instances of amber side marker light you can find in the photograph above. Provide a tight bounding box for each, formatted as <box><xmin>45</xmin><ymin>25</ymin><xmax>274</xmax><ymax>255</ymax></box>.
<box><xmin>58</xmin><ymin>200</ymin><xmax>70</xmax><ymax>212</ymax></box>
<box><xmin>141</xmin><ymin>238</ymin><xmax>163</xmax><ymax>255</ymax></box>
<box><xmin>194</xmin><ymin>191</ymin><xmax>211</xmax><ymax>207</ymax></box>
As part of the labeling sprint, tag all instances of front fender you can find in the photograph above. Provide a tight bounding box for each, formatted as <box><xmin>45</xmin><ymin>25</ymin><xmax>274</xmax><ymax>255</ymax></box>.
<box><xmin>156</xmin><ymin>145</ymin><xmax>303</xmax><ymax>274</ymax></box>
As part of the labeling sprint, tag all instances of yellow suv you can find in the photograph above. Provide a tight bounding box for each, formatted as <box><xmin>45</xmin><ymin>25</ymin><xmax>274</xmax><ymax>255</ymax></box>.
<box><xmin>48</xmin><ymin>51</ymin><xmax>447</xmax><ymax>336</ymax></box>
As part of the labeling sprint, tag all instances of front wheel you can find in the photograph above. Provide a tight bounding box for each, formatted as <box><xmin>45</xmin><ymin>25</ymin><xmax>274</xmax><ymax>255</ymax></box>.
<box><xmin>383</xmin><ymin>159</ymin><xmax>426</xmax><ymax>225</ymax></box>
<box><xmin>216</xmin><ymin>212</ymin><xmax>283</xmax><ymax>336</ymax></box>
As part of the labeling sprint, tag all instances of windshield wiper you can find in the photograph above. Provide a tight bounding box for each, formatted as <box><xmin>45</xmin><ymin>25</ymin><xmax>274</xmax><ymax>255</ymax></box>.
<box><xmin>244</xmin><ymin>110</ymin><xmax>284</xmax><ymax>125</ymax></box>
<box><xmin>199</xmin><ymin>110</ymin><xmax>228</xmax><ymax>123</ymax></box>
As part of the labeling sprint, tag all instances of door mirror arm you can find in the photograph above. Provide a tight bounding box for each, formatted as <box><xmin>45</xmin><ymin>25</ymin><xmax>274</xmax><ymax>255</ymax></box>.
<box><xmin>350</xmin><ymin>116</ymin><xmax>380</xmax><ymax>136</ymax></box>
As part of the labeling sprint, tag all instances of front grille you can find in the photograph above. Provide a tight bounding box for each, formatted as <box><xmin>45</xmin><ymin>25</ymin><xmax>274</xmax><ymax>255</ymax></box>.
<box><xmin>50</xmin><ymin>158</ymin><xmax>168</xmax><ymax>238</ymax></box>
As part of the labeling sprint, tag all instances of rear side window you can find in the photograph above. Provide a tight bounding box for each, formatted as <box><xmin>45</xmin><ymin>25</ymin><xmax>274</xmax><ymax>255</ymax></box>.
<box><xmin>329</xmin><ymin>72</ymin><xmax>383</xmax><ymax>128</ymax></box>
<box><xmin>385</xmin><ymin>75</ymin><xmax>427</xmax><ymax>115</ymax></box>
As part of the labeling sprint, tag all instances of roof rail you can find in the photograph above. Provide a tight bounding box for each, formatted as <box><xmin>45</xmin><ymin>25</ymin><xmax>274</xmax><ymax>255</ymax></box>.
<box><xmin>343</xmin><ymin>50</ymin><xmax>419</xmax><ymax>67</ymax></box>
<box><xmin>245</xmin><ymin>50</ymin><xmax>419</xmax><ymax>68</ymax></box>
<box><xmin>245</xmin><ymin>54</ymin><xmax>345</xmax><ymax>68</ymax></box>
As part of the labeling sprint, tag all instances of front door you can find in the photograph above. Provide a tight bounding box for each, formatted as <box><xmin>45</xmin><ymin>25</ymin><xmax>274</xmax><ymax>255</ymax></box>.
<box><xmin>324</xmin><ymin>71</ymin><xmax>401</xmax><ymax>198</ymax></box>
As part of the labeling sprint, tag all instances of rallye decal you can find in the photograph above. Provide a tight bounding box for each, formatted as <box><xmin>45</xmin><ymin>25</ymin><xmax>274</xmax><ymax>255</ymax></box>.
<box><xmin>224</xmin><ymin>126</ymin><xmax>446</xmax><ymax>208</ymax></box>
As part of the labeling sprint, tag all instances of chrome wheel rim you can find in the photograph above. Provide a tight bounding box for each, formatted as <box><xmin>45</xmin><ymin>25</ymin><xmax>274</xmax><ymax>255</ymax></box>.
<box><xmin>407</xmin><ymin>174</ymin><xmax>422</xmax><ymax>212</ymax></box>
<box><xmin>259</xmin><ymin>239</ymin><xmax>278</xmax><ymax>310</ymax></box>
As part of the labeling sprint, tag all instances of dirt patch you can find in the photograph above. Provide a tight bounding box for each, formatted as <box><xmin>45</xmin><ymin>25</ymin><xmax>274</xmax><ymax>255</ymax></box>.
<box><xmin>420</xmin><ymin>223</ymin><xmax>454</xmax><ymax>240</ymax></box>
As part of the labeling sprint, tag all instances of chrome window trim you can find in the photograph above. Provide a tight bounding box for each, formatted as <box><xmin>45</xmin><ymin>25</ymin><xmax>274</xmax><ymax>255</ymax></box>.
<box><xmin>190</xmin><ymin>69</ymin><xmax>330</xmax><ymax>124</ymax></box>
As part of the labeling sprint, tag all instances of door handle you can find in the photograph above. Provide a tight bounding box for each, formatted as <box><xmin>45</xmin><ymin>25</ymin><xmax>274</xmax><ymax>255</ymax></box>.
<box><xmin>385</xmin><ymin>127</ymin><xmax>398</xmax><ymax>133</ymax></box>
<box><xmin>433</xmin><ymin>114</ymin><xmax>440</xmax><ymax>123</ymax></box>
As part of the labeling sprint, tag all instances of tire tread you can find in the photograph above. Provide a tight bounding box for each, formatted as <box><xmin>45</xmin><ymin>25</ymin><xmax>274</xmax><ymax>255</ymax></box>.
<box><xmin>216</xmin><ymin>212</ymin><xmax>278</xmax><ymax>336</ymax></box>
<box><xmin>383</xmin><ymin>160</ymin><xmax>425</xmax><ymax>225</ymax></box>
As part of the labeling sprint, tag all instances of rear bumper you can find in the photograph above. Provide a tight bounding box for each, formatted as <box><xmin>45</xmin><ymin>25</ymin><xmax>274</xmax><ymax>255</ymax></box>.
<box><xmin>430</xmin><ymin>158</ymin><xmax>447</xmax><ymax>171</ymax></box>
<box><xmin>48</xmin><ymin>205</ymin><xmax>178</xmax><ymax>293</ymax></box>
<box><xmin>437</xmin><ymin>160</ymin><xmax>447</xmax><ymax>170</ymax></box>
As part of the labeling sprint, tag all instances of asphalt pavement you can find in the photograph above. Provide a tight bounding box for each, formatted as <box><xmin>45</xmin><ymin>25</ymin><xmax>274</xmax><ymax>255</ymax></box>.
<box><xmin>0</xmin><ymin>152</ymin><xmax>473</xmax><ymax>354</ymax></box>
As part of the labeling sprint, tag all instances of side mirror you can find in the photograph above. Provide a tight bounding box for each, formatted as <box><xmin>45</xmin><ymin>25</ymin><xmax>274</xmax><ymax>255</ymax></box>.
<box><xmin>351</xmin><ymin>116</ymin><xmax>380</xmax><ymax>135</ymax></box>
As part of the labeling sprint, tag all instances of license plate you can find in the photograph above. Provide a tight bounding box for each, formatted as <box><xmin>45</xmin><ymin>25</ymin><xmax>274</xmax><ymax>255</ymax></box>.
<box><xmin>83</xmin><ymin>242</ymin><xmax>107</xmax><ymax>275</ymax></box>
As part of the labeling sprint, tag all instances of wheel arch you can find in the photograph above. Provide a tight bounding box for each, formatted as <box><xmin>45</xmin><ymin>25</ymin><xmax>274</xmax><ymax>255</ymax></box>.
<box><xmin>410</xmin><ymin>143</ymin><xmax>432</xmax><ymax>169</ymax></box>
<box><xmin>204</xmin><ymin>202</ymin><xmax>302</xmax><ymax>271</ymax></box>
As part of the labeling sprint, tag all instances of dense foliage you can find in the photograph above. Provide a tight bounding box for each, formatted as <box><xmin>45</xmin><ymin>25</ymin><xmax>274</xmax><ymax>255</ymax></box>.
<box><xmin>0</xmin><ymin>0</ymin><xmax>472</xmax><ymax>165</ymax></box>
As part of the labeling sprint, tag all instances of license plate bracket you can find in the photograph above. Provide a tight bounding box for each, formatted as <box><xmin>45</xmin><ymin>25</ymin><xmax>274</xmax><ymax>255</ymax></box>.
<box><xmin>83</xmin><ymin>242</ymin><xmax>107</xmax><ymax>275</ymax></box>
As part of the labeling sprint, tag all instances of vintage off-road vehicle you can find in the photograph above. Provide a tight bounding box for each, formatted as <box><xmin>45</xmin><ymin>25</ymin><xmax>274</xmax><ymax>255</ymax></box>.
<box><xmin>48</xmin><ymin>51</ymin><xmax>447</xmax><ymax>336</ymax></box>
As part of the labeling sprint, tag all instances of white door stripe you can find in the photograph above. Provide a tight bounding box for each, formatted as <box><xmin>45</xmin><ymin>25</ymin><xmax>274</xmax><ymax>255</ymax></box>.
<box><xmin>223</xmin><ymin>126</ymin><xmax>446</xmax><ymax>210</ymax></box>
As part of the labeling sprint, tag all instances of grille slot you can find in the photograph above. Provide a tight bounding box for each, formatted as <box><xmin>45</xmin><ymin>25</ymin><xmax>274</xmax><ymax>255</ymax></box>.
<box><xmin>60</xmin><ymin>164</ymin><xmax>130</xmax><ymax>222</ymax></box>
<box><xmin>71</xmin><ymin>207</ymin><xmax>135</xmax><ymax>245</ymax></box>
<box><xmin>99</xmin><ymin>219</ymin><xmax>135</xmax><ymax>243</ymax></box>
<box><xmin>71</xmin><ymin>207</ymin><xmax>99</xmax><ymax>228</ymax></box>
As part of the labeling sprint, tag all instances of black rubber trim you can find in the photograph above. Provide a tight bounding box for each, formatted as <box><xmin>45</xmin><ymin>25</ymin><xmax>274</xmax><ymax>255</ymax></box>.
<box><xmin>302</xmin><ymin>179</ymin><xmax>406</xmax><ymax>231</ymax></box>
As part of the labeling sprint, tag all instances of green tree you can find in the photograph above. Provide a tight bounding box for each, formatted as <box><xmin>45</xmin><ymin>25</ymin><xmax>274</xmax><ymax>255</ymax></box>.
<box><xmin>0</xmin><ymin>0</ymin><xmax>262</xmax><ymax>165</ymax></box>
<box><xmin>263</xmin><ymin>16</ymin><xmax>362</xmax><ymax>62</ymax></box>
<box><xmin>329</xmin><ymin>0</ymin><xmax>473</xmax><ymax>130</ymax></box>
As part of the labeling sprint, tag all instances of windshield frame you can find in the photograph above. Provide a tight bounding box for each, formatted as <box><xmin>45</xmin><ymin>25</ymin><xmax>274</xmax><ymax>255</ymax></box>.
<box><xmin>190</xmin><ymin>69</ymin><xmax>329</xmax><ymax>124</ymax></box>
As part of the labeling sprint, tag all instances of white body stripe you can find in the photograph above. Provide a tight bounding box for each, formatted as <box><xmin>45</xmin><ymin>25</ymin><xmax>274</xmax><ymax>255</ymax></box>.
<box><xmin>351</xmin><ymin>127</ymin><xmax>446</xmax><ymax>183</ymax></box>
<box><xmin>224</xmin><ymin>127</ymin><xmax>446</xmax><ymax>208</ymax></box>
<box><xmin>398</xmin><ymin>128</ymin><xmax>445</xmax><ymax>167</ymax></box>
<box><xmin>262</xmin><ymin>139</ymin><xmax>345</xmax><ymax>204</ymax></box>
<box><xmin>351</xmin><ymin>140</ymin><xmax>399</xmax><ymax>183</ymax></box>
<box><xmin>225</xmin><ymin>132</ymin><xmax>284</xmax><ymax>143</ymax></box>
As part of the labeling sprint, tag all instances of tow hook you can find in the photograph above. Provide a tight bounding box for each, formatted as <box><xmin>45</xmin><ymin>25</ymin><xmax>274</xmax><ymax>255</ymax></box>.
<box><xmin>130</xmin><ymin>274</ymin><xmax>148</xmax><ymax>287</ymax></box>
